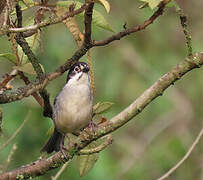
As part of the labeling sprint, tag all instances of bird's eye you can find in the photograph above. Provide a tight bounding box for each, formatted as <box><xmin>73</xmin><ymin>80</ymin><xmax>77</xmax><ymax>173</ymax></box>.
<box><xmin>74</xmin><ymin>67</ymin><xmax>80</xmax><ymax>72</ymax></box>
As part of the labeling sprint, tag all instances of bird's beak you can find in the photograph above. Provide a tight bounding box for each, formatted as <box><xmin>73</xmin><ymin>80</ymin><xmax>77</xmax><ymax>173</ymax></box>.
<box><xmin>83</xmin><ymin>66</ymin><xmax>89</xmax><ymax>73</ymax></box>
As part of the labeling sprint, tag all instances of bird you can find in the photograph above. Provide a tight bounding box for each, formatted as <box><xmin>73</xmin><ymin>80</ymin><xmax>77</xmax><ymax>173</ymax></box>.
<box><xmin>41</xmin><ymin>62</ymin><xmax>93</xmax><ymax>154</ymax></box>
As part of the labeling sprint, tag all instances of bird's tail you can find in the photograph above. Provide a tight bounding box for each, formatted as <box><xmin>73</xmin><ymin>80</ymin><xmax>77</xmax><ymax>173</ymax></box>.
<box><xmin>40</xmin><ymin>128</ymin><xmax>64</xmax><ymax>154</ymax></box>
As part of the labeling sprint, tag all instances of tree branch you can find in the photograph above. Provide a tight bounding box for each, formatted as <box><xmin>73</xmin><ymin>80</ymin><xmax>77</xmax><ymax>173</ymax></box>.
<box><xmin>0</xmin><ymin>53</ymin><xmax>202</xmax><ymax>179</ymax></box>
<box><xmin>83</xmin><ymin>0</ymin><xmax>94</xmax><ymax>46</ymax></box>
<box><xmin>39</xmin><ymin>89</ymin><xmax>53</xmax><ymax>118</ymax></box>
<box><xmin>18</xmin><ymin>71</ymin><xmax>44</xmax><ymax>107</ymax></box>
<box><xmin>79</xmin><ymin>135</ymin><xmax>113</xmax><ymax>155</ymax></box>
<box><xmin>0</xmin><ymin>2</ymin><xmax>90</xmax><ymax>35</ymax></box>
<box><xmin>15</xmin><ymin>33</ymin><xmax>44</xmax><ymax>79</ymax></box>
<box><xmin>93</xmin><ymin>0</ymin><xmax>168</xmax><ymax>46</ymax></box>
<box><xmin>178</xmin><ymin>8</ymin><xmax>193</xmax><ymax>56</ymax></box>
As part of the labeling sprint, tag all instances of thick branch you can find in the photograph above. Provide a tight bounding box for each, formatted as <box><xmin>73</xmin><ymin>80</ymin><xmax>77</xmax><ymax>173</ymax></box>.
<box><xmin>0</xmin><ymin>53</ymin><xmax>202</xmax><ymax>179</ymax></box>
<box><xmin>108</xmin><ymin>53</ymin><xmax>203</xmax><ymax>130</ymax></box>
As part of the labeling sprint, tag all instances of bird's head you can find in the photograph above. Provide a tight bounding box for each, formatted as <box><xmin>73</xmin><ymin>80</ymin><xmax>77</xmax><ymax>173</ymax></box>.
<box><xmin>66</xmin><ymin>62</ymin><xmax>90</xmax><ymax>84</ymax></box>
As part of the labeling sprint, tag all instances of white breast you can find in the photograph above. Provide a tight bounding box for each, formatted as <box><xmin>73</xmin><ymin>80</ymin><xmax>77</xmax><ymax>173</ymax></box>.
<box><xmin>53</xmin><ymin>73</ymin><xmax>93</xmax><ymax>134</ymax></box>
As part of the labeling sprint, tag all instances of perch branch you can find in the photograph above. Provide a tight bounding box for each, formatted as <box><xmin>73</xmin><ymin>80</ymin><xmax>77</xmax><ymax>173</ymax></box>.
<box><xmin>0</xmin><ymin>53</ymin><xmax>202</xmax><ymax>179</ymax></box>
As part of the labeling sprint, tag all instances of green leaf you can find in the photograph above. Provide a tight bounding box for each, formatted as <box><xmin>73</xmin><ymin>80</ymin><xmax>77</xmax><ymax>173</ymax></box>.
<box><xmin>140</xmin><ymin>0</ymin><xmax>162</xmax><ymax>9</ymax></box>
<box><xmin>93</xmin><ymin>102</ymin><xmax>114</xmax><ymax>114</ymax></box>
<box><xmin>0</xmin><ymin>53</ymin><xmax>16</xmax><ymax>64</ymax></box>
<box><xmin>13</xmin><ymin>63</ymin><xmax>44</xmax><ymax>75</ymax></box>
<box><xmin>22</xmin><ymin>0</ymin><xmax>34</xmax><ymax>7</ymax></box>
<box><xmin>94</xmin><ymin>0</ymin><xmax>110</xmax><ymax>13</ymax></box>
<box><xmin>92</xmin><ymin>9</ymin><xmax>114</xmax><ymax>32</ymax></box>
<box><xmin>56</xmin><ymin>1</ymin><xmax>114</xmax><ymax>32</ymax></box>
<box><xmin>77</xmin><ymin>142</ymin><xmax>99</xmax><ymax>176</ymax></box>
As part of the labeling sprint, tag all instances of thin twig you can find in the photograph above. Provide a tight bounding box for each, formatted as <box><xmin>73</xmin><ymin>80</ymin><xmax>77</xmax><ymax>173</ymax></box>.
<box><xmin>0</xmin><ymin>2</ymin><xmax>90</xmax><ymax>35</ymax></box>
<box><xmin>0</xmin><ymin>108</ymin><xmax>2</xmax><ymax>134</ymax></box>
<box><xmin>79</xmin><ymin>135</ymin><xmax>113</xmax><ymax>155</ymax></box>
<box><xmin>87</xmin><ymin>50</ymin><xmax>94</xmax><ymax>95</ymax></box>
<box><xmin>157</xmin><ymin>129</ymin><xmax>203</xmax><ymax>180</ymax></box>
<box><xmin>3</xmin><ymin>143</ymin><xmax>18</xmax><ymax>172</ymax></box>
<box><xmin>93</xmin><ymin>0</ymin><xmax>168</xmax><ymax>46</ymax></box>
<box><xmin>51</xmin><ymin>161</ymin><xmax>70</xmax><ymax>180</ymax></box>
<box><xmin>177</xmin><ymin>8</ymin><xmax>193</xmax><ymax>56</ymax></box>
<box><xmin>0</xmin><ymin>110</ymin><xmax>31</xmax><ymax>151</ymax></box>
<box><xmin>11</xmin><ymin>33</ymin><xmax>20</xmax><ymax>65</ymax></box>
<box><xmin>18</xmin><ymin>71</ymin><xmax>44</xmax><ymax>107</ymax></box>
<box><xmin>0</xmin><ymin>69</ymin><xmax>18</xmax><ymax>92</ymax></box>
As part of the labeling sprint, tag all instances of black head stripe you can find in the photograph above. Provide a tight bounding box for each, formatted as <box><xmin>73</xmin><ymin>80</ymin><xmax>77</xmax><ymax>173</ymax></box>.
<box><xmin>66</xmin><ymin>62</ymin><xmax>89</xmax><ymax>82</ymax></box>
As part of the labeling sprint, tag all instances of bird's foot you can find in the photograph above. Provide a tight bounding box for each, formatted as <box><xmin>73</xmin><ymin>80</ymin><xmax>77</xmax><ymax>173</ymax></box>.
<box><xmin>59</xmin><ymin>136</ymin><xmax>68</xmax><ymax>160</ymax></box>
<box><xmin>60</xmin><ymin>147</ymin><xmax>68</xmax><ymax>160</ymax></box>
<box><xmin>85</xmin><ymin>120</ymin><xmax>98</xmax><ymax>135</ymax></box>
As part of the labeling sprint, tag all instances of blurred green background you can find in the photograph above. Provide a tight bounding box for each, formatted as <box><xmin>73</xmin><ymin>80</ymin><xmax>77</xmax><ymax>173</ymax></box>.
<box><xmin>0</xmin><ymin>0</ymin><xmax>203</xmax><ymax>179</ymax></box>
